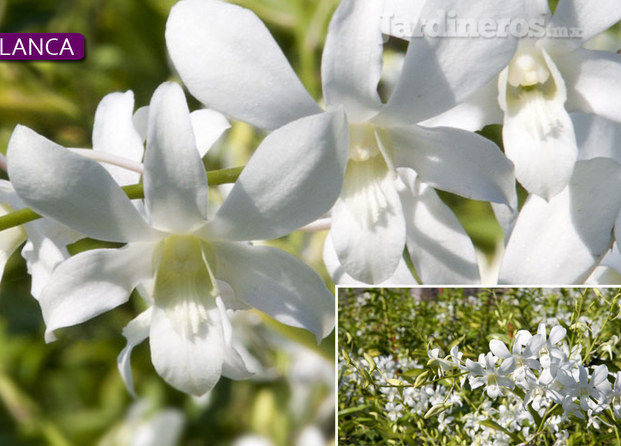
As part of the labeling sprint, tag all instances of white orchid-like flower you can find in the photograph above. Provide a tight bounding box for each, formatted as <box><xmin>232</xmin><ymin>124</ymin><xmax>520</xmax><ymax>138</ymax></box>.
<box><xmin>489</xmin><ymin>332</ymin><xmax>544</xmax><ymax>383</ymax></box>
<box><xmin>498</xmin><ymin>113</ymin><xmax>621</xmax><ymax>284</ymax></box>
<box><xmin>7</xmin><ymin>81</ymin><xmax>341</xmax><ymax>397</ymax></box>
<box><xmin>557</xmin><ymin>365</ymin><xmax>611</xmax><ymax>413</ymax></box>
<box><xmin>466</xmin><ymin>352</ymin><xmax>515</xmax><ymax>399</ymax></box>
<box><xmin>423</xmin><ymin>0</ymin><xmax>621</xmax><ymax>200</ymax></box>
<box><xmin>536</xmin><ymin>322</ymin><xmax>567</xmax><ymax>366</ymax></box>
<box><xmin>0</xmin><ymin>89</ymin><xmax>152</xmax><ymax>299</ymax></box>
<box><xmin>165</xmin><ymin>0</ymin><xmax>520</xmax><ymax>285</ymax></box>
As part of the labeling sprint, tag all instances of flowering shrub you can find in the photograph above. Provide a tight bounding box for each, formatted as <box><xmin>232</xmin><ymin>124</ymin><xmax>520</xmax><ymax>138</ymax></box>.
<box><xmin>339</xmin><ymin>288</ymin><xmax>621</xmax><ymax>444</ymax></box>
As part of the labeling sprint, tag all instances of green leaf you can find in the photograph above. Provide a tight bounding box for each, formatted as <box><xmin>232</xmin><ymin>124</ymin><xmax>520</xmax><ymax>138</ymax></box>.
<box><xmin>478</xmin><ymin>420</ymin><xmax>522</xmax><ymax>443</ymax></box>
<box><xmin>363</xmin><ymin>352</ymin><xmax>377</xmax><ymax>375</ymax></box>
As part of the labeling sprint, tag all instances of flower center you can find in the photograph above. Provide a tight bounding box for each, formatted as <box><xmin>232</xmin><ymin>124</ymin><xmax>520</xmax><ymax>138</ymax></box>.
<box><xmin>578</xmin><ymin>386</ymin><xmax>590</xmax><ymax>399</ymax></box>
<box><xmin>153</xmin><ymin>235</ymin><xmax>218</xmax><ymax>337</ymax></box>
<box><xmin>486</xmin><ymin>374</ymin><xmax>498</xmax><ymax>386</ymax></box>
<box><xmin>348</xmin><ymin>124</ymin><xmax>380</xmax><ymax>162</ymax></box>
<box><xmin>507</xmin><ymin>50</ymin><xmax>550</xmax><ymax>88</ymax></box>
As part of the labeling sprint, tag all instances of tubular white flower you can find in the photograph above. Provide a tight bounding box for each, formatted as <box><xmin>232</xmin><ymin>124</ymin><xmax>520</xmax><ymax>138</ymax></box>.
<box><xmin>8</xmin><ymin>81</ymin><xmax>337</xmax><ymax>396</ymax></box>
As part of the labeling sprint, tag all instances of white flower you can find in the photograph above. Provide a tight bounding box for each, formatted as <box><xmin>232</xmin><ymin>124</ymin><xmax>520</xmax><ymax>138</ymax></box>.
<box><xmin>489</xmin><ymin>332</ymin><xmax>543</xmax><ymax>384</ymax></box>
<box><xmin>428</xmin><ymin>348</ymin><xmax>460</xmax><ymax>376</ymax></box>
<box><xmin>424</xmin><ymin>0</ymin><xmax>621</xmax><ymax>200</ymax></box>
<box><xmin>98</xmin><ymin>402</ymin><xmax>185</xmax><ymax>446</ymax></box>
<box><xmin>466</xmin><ymin>353</ymin><xmax>515</xmax><ymax>399</ymax></box>
<box><xmin>385</xmin><ymin>401</ymin><xmax>404</xmax><ymax>421</ymax></box>
<box><xmin>1</xmin><ymin>89</ymin><xmax>151</xmax><ymax>298</ymax></box>
<box><xmin>537</xmin><ymin>323</ymin><xmax>567</xmax><ymax>354</ymax></box>
<box><xmin>498</xmin><ymin>114</ymin><xmax>621</xmax><ymax>284</ymax></box>
<box><xmin>437</xmin><ymin>412</ymin><xmax>454</xmax><ymax>433</ymax></box>
<box><xmin>7</xmin><ymin>82</ymin><xmax>339</xmax><ymax>396</ymax></box>
<box><xmin>557</xmin><ymin>365</ymin><xmax>611</xmax><ymax>413</ymax></box>
<box><xmin>165</xmin><ymin>0</ymin><xmax>519</xmax><ymax>284</ymax></box>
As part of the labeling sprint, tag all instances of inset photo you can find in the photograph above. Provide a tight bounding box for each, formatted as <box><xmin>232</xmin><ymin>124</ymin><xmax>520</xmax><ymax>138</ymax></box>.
<box><xmin>338</xmin><ymin>288</ymin><xmax>621</xmax><ymax>445</ymax></box>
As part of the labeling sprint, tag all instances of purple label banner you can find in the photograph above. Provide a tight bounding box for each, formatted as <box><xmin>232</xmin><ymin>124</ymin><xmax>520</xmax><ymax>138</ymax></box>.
<box><xmin>0</xmin><ymin>33</ymin><xmax>85</xmax><ymax>60</ymax></box>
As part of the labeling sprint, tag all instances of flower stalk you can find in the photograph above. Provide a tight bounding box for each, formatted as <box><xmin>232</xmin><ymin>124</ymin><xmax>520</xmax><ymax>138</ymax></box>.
<box><xmin>0</xmin><ymin>166</ymin><xmax>244</xmax><ymax>232</ymax></box>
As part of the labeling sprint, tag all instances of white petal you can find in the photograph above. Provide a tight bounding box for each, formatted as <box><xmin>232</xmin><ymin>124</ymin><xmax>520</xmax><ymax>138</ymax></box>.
<box><xmin>499</xmin><ymin>159</ymin><xmax>621</xmax><ymax>284</ymax></box>
<box><xmin>144</xmin><ymin>82</ymin><xmax>208</xmax><ymax>233</ymax></box>
<box><xmin>502</xmin><ymin>96</ymin><xmax>577</xmax><ymax>199</ymax></box>
<box><xmin>205</xmin><ymin>110</ymin><xmax>348</xmax><ymax>241</ymax></box>
<box><xmin>489</xmin><ymin>339</ymin><xmax>512</xmax><ymax>359</ymax></box>
<box><xmin>573</xmin><ymin>113</ymin><xmax>621</xmax><ymax>163</ymax></box>
<box><xmin>190</xmin><ymin>109</ymin><xmax>230</xmax><ymax>158</ymax></box>
<box><xmin>419</xmin><ymin>79</ymin><xmax>503</xmax><ymax>131</ymax></box>
<box><xmin>549</xmin><ymin>325</ymin><xmax>567</xmax><ymax>346</ymax></box>
<box><xmin>556</xmin><ymin>49</ymin><xmax>621</xmax><ymax>123</ymax></box>
<box><xmin>330</xmin><ymin>156</ymin><xmax>405</xmax><ymax>284</ymax></box>
<box><xmin>150</xmin><ymin>237</ymin><xmax>224</xmax><ymax>396</ymax></box>
<box><xmin>92</xmin><ymin>91</ymin><xmax>144</xmax><ymax>186</ymax></box>
<box><xmin>389</xmin><ymin>124</ymin><xmax>516</xmax><ymax>205</ymax></box>
<box><xmin>525</xmin><ymin>0</ymin><xmax>551</xmax><ymax>19</ymax></box>
<box><xmin>118</xmin><ymin>308</ymin><xmax>152</xmax><ymax>397</ymax></box>
<box><xmin>588</xmin><ymin>244</ymin><xmax>621</xmax><ymax>284</ymax></box>
<box><xmin>22</xmin><ymin>219</ymin><xmax>80</xmax><ymax>300</ymax></box>
<box><xmin>165</xmin><ymin>0</ymin><xmax>320</xmax><ymax>131</ymax></box>
<box><xmin>501</xmin><ymin>50</ymin><xmax>577</xmax><ymax>200</ymax></box>
<box><xmin>40</xmin><ymin>242</ymin><xmax>154</xmax><ymax>342</ymax></box>
<box><xmin>397</xmin><ymin>169</ymin><xmax>480</xmax><ymax>284</ymax></box>
<box><xmin>213</xmin><ymin>297</ymin><xmax>254</xmax><ymax>380</ymax></box>
<box><xmin>150</xmin><ymin>301</ymin><xmax>224</xmax><ymax>397</ymax></box>
<box><xmin>0</xmin><ymin>203</ymin><xmax>26</xmax><ymax>280</ymax></box>
<box><xmin>133</xmin><ymin>106</ymin><xmax>149</xmax><ymax>142</ymax></box>
<box><xmin>211</xmin><ymin>241</ymin><xmax>334</xmax><ymax>342</ymax></box>
<box><xmin>544</xmin><ymin>0</ymin><xmax>621</xmax><ymax>53</ymax></box>
<box><xmin>523</xmin><ymin>335</ymin><xmax>543</xmax><ymax>357</ymax></box>
<box><xmin>322</xmin><ymin>232</ymin><xmax>418</xmax><ymax>286</ymax></box>
<box><xmin>382</xmin><ymin>0</ymin><xmax>521</xmax><ymax>123</ymax></box>
<box><xmin>465</xmin><ymin>359</ymin><xmax>484</xmax><ymax>376</ymax></box>
<box><xmin>591</xmin><ymin>365</ymin><xmax>609</xmax><ymax>387</ymax></box>
<box><xmin>321</xmin><ymin>0</ymin><xmax>383</xmax><ymax>121</ymax></box>
<box><xmin>380</xmin><ymin>0</ymin><xmax>424</xmax><ymax>39</ymax></box>
<box><xmin>7</xmin><ymin>125</ymin><xmax>154</xmax><ymax>243</ymax></box>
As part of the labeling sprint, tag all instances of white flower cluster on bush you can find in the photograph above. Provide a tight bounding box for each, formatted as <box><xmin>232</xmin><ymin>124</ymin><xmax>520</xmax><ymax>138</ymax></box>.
<box><xmin>456</xmin><ymin>323</ymin><xmax>620</xmax><ymax>420</ymax></box>
<box><xmin>340</xmin><ymin>288</ymin><xmax>620</xmax><ymax>444</ymax></box>
<box><xmin>339</xmin><ymin>354</ymin><xmax>462</xmax><ymax>430</ymax></box>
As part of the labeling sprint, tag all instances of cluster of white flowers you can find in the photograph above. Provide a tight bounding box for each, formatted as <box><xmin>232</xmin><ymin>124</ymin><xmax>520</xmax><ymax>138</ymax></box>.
<box><xmin>462</xmin><ymin>323</ymin><xmax>619</xmax><ymax>416</ymax></box>
<box><xmin>421</xmin><ymin>321</ymin><xmax>620</xmax><ymax>444</ymax></box>
<box><xmin>462</xmin><ymin>400</ymin><xmax>536</xmax><ymax>445</ymax></box>
<box><xmin>339</xmin><ymin>354</ymin><xmax>462</xmax><ymax>429</ymax></box>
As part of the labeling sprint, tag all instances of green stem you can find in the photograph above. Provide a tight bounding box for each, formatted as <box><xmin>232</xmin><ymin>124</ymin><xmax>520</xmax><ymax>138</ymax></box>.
<box><xmin>402</xmin><ymin>247</ymin><xmax>423</xmax><ymax>285</ymax></box>
<box><xmin>583</xmin><ymin>292</ymin><xmax>618</xmax><ymax>364</ymax></box>
<box><xmin>535</xmin><ymin>404</ymin><xmax>556</xmax><ymax>436</ymax></box>
<box><xmin>0</xmin><ymin>166</ymin><xmax>244</xmax><ymax>232</ymax></box>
